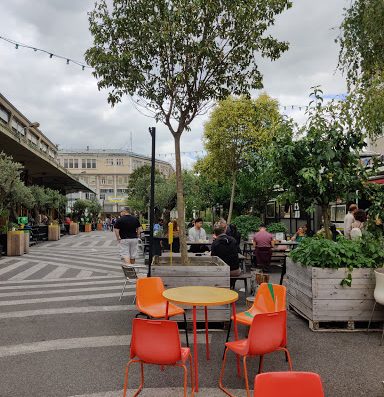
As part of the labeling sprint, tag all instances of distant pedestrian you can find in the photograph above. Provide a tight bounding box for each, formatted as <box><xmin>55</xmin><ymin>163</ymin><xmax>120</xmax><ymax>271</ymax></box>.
<box><xmin>111</xmin><ymin>217</ymin><xmax>116</xmax><ymax>232</ymax></box>
<box><xmin>114</xmin><ymin>208</ymin><xmax>142</xmax><ymax>264</ymax></box>
<box><xmin>344</xmin><ymin>204</ymin><xmax>358</xmax><ymax>239</ymax></box>
<box><xmin>350</xmin><ymin>209</ymin><xmax>367</xmax><ymax>240</ymax></box>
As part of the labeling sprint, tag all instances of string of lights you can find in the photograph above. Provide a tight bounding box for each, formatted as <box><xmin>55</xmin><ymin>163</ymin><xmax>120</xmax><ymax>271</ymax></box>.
<box><xmin>0</xmin><ymin>34</ymin><xmax>92</xmax><ymax>70</ymax></box>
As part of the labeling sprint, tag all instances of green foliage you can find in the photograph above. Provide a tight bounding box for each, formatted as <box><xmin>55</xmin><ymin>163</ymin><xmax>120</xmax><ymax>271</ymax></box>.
<box><xmin>72</xmin><ymin>200</ymin><xmax>90</xmax><ymax>223</ymax></box>
<box><xmin>200</xmin><ymin>94</ymin><xmax>281</xmax><ymax>221</ymax></box>
<box><xmin>231</xmin><ymin>215</ymin><xmax>261</xmax><ymax>240</ymax></box>
<box><xmin>365</xmin><ymin>183</ymin><xmax>384</xmax><ymax>237</ymax></box>
<box><xmin>267</xmin><ymin>222</ymin><xmax>287</xmax><ymax>234</ymax></box>
<box><xmin>337</xmin><ymin>0</ymin><xmax>384</xmax><ymax>138</ymax></box>
<box><xmin>86</xmin><ymin>0</ymin><xmax>291</xmax><ymax>125</ymax></box>
<box><xmin>87</xmin><ymin>199</ymin><xmax>103</xmax><ymax>222</ymax></box>
<box><xmin>272</xmin><ymin>87</ymin><xmax>374</xmax><ymax>239</ymax></box>
<box><xmin>290</xmin><ymin>234</ymin><xmax>384</xmax><ymax>270</ymax></box>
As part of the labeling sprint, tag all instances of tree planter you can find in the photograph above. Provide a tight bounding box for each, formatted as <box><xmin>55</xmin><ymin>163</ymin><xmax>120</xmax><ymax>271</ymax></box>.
<box><xmin>97</xmin><ymin>223</ymin><xmax>103</xmax><ymax>231</ymax></box>
<box><xmin>151</xmin><ymin>255</ymin><xmax>230</xmax><ymax>323</ymax></box>
<box><xmin>286</xmin><ymin>258</ymin><xmax>384</xmax><ymax>330</ymax></box>
<box><xmin>69</xmin><ymin>222</ymin><xmax>79</xmax><ymax>235</ymax></box>
<box><xmin>84</xmin><ymin>224</ymin><xmax>92</xmax><ymax>233</ymax></box>
<box><xmin>48</xmin><ymin>225</ymin><xmax>60</xmax><ymax>241</ymax></box>
<box><xmin>7</xmin><ymin>231</ymin><xmax>24</xmax><ymax>256</ymax></box>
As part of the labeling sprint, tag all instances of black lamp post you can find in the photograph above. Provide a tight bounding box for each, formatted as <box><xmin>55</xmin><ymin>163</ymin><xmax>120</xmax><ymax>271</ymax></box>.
<box><xmin>148</xmin><ymin>127</ymin><xmax>156</xmax><ymax>276</ymax></box>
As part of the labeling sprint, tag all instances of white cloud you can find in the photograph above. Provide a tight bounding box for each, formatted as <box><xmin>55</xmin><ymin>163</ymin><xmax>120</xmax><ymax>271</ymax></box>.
<box><xmin>0</xmin><ymin>0</ymin><xmax>348</xmax><ymax>167</ymax></box>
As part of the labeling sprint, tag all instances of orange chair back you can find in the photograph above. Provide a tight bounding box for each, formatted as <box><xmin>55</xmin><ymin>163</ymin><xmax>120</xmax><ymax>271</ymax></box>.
<box><xmin>253</xmin><ymin>283</ymin><xmax>286</xmax><ymax>313</ymax></box>
<box><xmin>247</xmin><ymin>311</ymin><xmax>287</xmax><ymax>356</ymax></box>
<box><xmin>254</xmin><ymin>371</ymin><xmax>325</xmax><ymax>397</ymax></box>
<box><xmin>130</xmin><ymin>318</ymin><xmax>182</xmax><ymax>365</ymax></box>
<box><xmin>136</xmin><ymin>277</ymin><xmax>165</xmax><ymax>309</ymax></box>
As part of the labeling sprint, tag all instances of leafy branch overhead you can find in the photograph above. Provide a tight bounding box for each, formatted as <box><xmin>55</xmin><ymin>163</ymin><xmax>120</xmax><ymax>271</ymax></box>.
<box><xmin>86</xmin><ymin>0</ymin><xmax>291</xmax><ymax>133</ymax></box>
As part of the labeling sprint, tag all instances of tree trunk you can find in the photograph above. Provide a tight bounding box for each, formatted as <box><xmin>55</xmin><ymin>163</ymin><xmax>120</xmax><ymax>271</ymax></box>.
<box><xmin>227</xmin><ymin>171</ymin><xmax>237</xmax><ymax>224</ymax></box>
<box><xmin>174</xmin><ymin>134</ymin><xmax>189</xmax><ymax>264</ymax></box>
<box><xmin>322</xmin><ymin>204</ymin><xmax>332</xmax><ymax>240</ymax></box>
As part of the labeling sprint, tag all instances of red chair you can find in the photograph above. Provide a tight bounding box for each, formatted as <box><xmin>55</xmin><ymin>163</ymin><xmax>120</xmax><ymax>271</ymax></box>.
<box><xmin>123</xmin><ymin>318</ymin><xmax>194</xmax><ymax>397</ymax></box>
<box><xmin>254</xmin><ymin>372</ymin><xmax>324</xmax><ymax>397</ymax></box>
<box><xmin>219</xmin><ymin>311</ymin><xmax>292</xmax><ymax>397</ymax></box>
<box><xmin>136</xmin><ymin>277</ymin><xmax>188</xmax><ymax>346</ymax></box>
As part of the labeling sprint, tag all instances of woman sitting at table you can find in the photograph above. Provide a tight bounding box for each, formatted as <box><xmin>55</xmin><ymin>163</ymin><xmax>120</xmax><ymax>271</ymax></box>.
<box><xmin>211</xmin><ymin>226</ymin><xmax>241</xmax><ymax>276</ymax></box>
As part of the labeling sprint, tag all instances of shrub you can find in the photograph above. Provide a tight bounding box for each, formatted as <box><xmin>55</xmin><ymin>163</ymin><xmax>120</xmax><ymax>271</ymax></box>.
<box><xmin>231</xmin><ymin>215</ymin><xmax>261</xmax><ymax>240</ymax></box>
<box><xmin>267</xmin><ymin>222</ymin><xmax>287</xmax><ymax>234</ymax></box>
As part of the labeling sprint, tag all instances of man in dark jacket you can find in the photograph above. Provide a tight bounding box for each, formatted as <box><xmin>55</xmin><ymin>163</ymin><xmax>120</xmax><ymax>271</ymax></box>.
<box><xmin>211</xmin><ymin>226</ymin><xmax>241</xmax><ymax>276</ymax></box>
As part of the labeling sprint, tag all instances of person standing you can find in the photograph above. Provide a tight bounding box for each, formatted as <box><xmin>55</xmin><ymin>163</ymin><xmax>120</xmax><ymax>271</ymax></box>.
<box><xmin>114</xmin><ymin>208</ymin><xmax>142</xmax><ymax>264</ymax></box>
<box><xmin>253</xmin><ymin>224</ymin><xmax>274</xmax><ymax>273</ymax></box>
<box><xmin>211</xmin><ymin>226</ymin><xmax>241</xmax><ymax>276</ymax></box>
<box><xmin>344</xmin><ymin>204</ymin><xmax>358</xmax><ymax>239</ymax></box>
<box><xmin>350</xmin><ymin>209</ymin><xmax>367</xmax><ymax>240</ymax></box>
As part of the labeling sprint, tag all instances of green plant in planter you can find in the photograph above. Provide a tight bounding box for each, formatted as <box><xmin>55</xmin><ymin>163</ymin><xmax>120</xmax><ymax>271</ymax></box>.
<box><xmin>290</xmin><ymin>234</ymin><xmax>384</xmax><ymax>286</ymax></box>
<box><xmin>267</xmin><ymin>222</ymin><xmax>287</xmax><ymax>234</ymax></box>
<box><xmin>231</xmin><ymin>215</ymin><xmax>261</xmax><ymax>240</ymax></box>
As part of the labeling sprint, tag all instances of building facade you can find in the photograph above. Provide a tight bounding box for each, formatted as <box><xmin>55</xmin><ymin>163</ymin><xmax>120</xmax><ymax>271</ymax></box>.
<box><xmin>0</xmin><ymin>93</ymin><xmax>90</xmax><ymax>194</ymax></box>
<box><xmin>58</xmin><ymin>148</ymin><xmax>173</xmax><ymax>214</ymax></box>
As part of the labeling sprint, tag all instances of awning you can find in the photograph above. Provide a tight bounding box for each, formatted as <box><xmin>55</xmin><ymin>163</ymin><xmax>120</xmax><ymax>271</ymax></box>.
<box><xmin>369</xmin><ymin>178</ymin><xmax>384</xmax><ymax>184</ymax></box>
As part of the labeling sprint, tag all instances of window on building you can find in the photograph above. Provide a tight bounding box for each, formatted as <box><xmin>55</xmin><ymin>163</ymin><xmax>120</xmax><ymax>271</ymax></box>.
<box><xmin>116</xmin><ymin>158</ymin><xmax>124</xmax><ymax>166</ymax></box>
<box><xmin>64</xmin><ymin>159</ymin><xmax>68</xmax><ymax>168</ymax></box>
<box><xmin>92</xmin><ymin>159</ymin><xmax>96</xmax><ymax>168</ymax></box>
<box><xmin>117</xmin><ymin>175</ymin><xmax>129</xmax><ymax>185</ymax></box>
<box><xmin>0</xmin><ymin>106</ymin><xmax>9</xmax><ymax>124</ymax></box>
<box><xmin>87</xmin><ymin>159</ymin><xmax>92</xmax><ymax>168</ymax></box>
<box><xmin>105</xmin><ymin>158</ymin><xmax>114</xmax><ymax>166</ymax></box>
<box><xmin>85</xmin><ymin>193</ymin><xmax>95</xmax><ymax>200</ymax></box>
<box><xmin>82</xmin><ymin>158</ymin><xmax>97</xmax><ymax>168</ymax></box>
<box><xmin>100</xmin><ymin>188</ymin><xmax>114</xmax><ymax>193</ymax></box>
<box><xmin>69</xmin><ymin>159</ymin><xmax>73</xmax><ymax>168</ymax></box>
<box><xmin>100</xmin><ymin>193</ymin><xmax>105</xmax><ymax>200</ymax></box>
<box><xmin>117</xmin><ymin>188</ymin><xmax>127</xmax><ymax>194</ymax></box>
<box><xmin>107</xmin><ymin>176</ymin><xmax>113</xmax><ymax>185</ymax></box>
<box><xmin>82</xmin><ymin>159</ymin><xmax>86</xmax><ymax>168</ymax></box>
<box><xmin>100</xmin><ymin>176</ymin><xmax>106</xmax><ymax>185</ymax></box>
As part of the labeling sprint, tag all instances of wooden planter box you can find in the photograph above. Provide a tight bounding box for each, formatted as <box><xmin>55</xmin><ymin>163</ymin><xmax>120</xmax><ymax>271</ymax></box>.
<box><xmin>151</xmin><ymin>255</ymin><xmax>230</xmax><ymax>323</ymax></box>
<box><xmin>69</xmin><ymin>222</ymin><xmax>79</xmax><ymax>235</ymax></box>
<box><xmin>287</xmin><ymin>258</ymin><xmax>384</xmax><ymax>330</ymax></box>
<box><xmin>84</xmin><ymin>224</ymin><xmax>92</xmax><ymax>233</ymax></box>
<box><xmin>97</xmin><ymin>223</ymin><xmax>103</xmax><ymax>231</ymax></box>
<box><xmin>7</xmin><ymin>231</ymin><xmax>24</xmax><ymax>256</ymax></box>
<box><xmin>48</xmin><ymin>225</ymin><xmax>60</xmax><ymax>241</ymax></box>
<box><xmin>23</xmin><ymin>232</ymin><xmax>30</xmax><ymax>254</ymax></box>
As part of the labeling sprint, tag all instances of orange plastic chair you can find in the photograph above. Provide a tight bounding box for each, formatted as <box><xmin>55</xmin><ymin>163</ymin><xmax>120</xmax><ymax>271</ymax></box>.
<box><xmin>254</xmin><ymin>372</ymin><xmax>324</xmax><ymax>397</ymax></box>
<box><xmin>123</xmin><ymin>318</ymin><xmax>194</xmax><ymax>397</ymax></box>
<box><xmin>136</xmin><ymin>277</ymin><xmax>188</xmax><ymax>346</ymax></box>
<box><xmin>219</xmin><ymin>311</ymin><xmax>292</xmax><ymax>397</ymax></box>
<box><xmin>226</xmin><ymin>283</ymin><xmax>286</xmax><ymax>344</ymax></box>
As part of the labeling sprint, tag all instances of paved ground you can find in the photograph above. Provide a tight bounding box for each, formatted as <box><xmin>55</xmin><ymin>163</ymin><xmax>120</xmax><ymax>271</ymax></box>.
<box><xmin>0</xmin><ymin>231</ymin><xmax>383</xmax><ymax>397</ymax></box>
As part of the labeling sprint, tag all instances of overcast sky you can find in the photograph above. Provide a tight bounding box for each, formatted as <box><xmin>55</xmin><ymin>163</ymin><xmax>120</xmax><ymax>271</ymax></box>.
<box><xmin>0</xmin><ymin>0</ymin><xmax>348</xmax><ymax>167</ymax></box>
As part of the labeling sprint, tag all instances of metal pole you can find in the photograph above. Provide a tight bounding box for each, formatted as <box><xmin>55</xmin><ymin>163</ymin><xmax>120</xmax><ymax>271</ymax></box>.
<box><xmin>148</xmin><ymin>127</ymin><xmax>156</xmax><ymax>276</ymax></box>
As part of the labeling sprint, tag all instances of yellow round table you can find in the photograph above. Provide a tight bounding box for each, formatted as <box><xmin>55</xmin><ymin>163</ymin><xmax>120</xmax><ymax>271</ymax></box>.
<box><xmin>163</xmin><ymin>286</ymin><xmax>239</xmax><ymax>392</ymax></box>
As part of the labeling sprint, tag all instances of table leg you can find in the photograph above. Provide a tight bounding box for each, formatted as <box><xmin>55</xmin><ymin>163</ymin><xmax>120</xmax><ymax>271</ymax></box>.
<box><xmin>165</xmin><ymin>301</ymin><xmax>169</xmax><ymax>320</ymax></box>
<box><xmin>204</xmin><ymin>306</ymin><xmax>209</xmax><ymax>360</ymax></box>
<box><xmin>231</xmin><ymin>302</ymin><xmax>241</xmax><ymax>377</ymax></box>
<box><xmin>193</xmin><ymin>305</ymin><xmax>199</xmax><ymax>392</ymax></box>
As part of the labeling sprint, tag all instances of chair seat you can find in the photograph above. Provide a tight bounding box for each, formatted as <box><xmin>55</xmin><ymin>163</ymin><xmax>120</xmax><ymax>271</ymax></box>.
<box><xmin>140</xmin><ymin>302</ymin><xmax>185</xmax><ymax>318</ymax></box>
<box><xmin>225</xmin><ymin>339</ymin><xmax>248</xmax><ymax>356</ymax></box>
<box><xmin>231</xmin><ymin>308</ymin><xmax>264</xmax><ymax>325</ymax></box>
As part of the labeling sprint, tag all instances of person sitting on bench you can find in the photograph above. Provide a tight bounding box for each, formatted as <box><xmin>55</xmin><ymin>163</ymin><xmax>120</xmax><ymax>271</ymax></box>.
<box><xmin>211</xmin><ymin>226</ymin><xmax>241</xmax><ymax>276</ymax></box>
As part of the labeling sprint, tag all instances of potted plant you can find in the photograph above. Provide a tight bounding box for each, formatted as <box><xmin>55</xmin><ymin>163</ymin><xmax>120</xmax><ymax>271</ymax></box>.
<box><xmin>287</xmin><ymin>234</ymin><xmax>384</xmax><ymax>329</ymax></box>
<box><xmin>267</xmin><ymin>222</ymin><xmax>287</xmax><ymax>236</ymax></box>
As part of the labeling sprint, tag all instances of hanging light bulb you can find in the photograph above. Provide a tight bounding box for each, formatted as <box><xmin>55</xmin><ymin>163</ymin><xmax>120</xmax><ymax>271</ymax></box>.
<box><xmin>66</xmin><ymin>59</ymin><xmax>69</xmax><ymax>65</ymax></box>
<box><xmin>15</xmin><ymin>44</ymin><xmax>18</xmax><ymax>49</ymax></box>
<box><xmin>49</xmin><ymin>54</ymin><xmax>53</xmax><ymax>58</ymax></box>
<box><xmin>33</xmin><ymin>48</ymin><xmax>37</xmax><ymax>52</ymax></box>
<box><xmin>82</xmin><ymin>65</ymin><xmax>85</xmax><ymax>71</ymax></box>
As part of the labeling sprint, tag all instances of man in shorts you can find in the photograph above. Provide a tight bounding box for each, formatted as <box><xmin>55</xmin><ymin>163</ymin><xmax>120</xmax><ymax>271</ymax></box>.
<box><xmin>114</xmin><ymin>207</ymin><xmax>142</xmax><ymax>264</ymax></box>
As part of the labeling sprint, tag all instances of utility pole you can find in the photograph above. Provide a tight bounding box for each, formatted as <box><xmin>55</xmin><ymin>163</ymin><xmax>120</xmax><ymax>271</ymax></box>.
<box><xmin>148</xmin><ymin>127</ymin><xmax>156</xmax><ymax>276</ymax></box>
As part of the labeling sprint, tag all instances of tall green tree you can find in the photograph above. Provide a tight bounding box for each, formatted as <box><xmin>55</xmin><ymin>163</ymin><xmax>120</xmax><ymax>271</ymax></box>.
<box><xmin>200</xmin><ymin>94</ymin><xmax>281</xmax><ymax>222</ymax></box>
<box><xmin>86</xmin><ymin>0</ymin><xmax>291</xmax><ymax>261</ymax></box>
<box><xmin>273</xmin><ymin>88</ymin><xmax>374</xmax><ymax>239</ymax></box>
<box><xmin>338</xmin><ymin>0</ymin><xmax>384</xmax><ymax>137</ymax></box>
